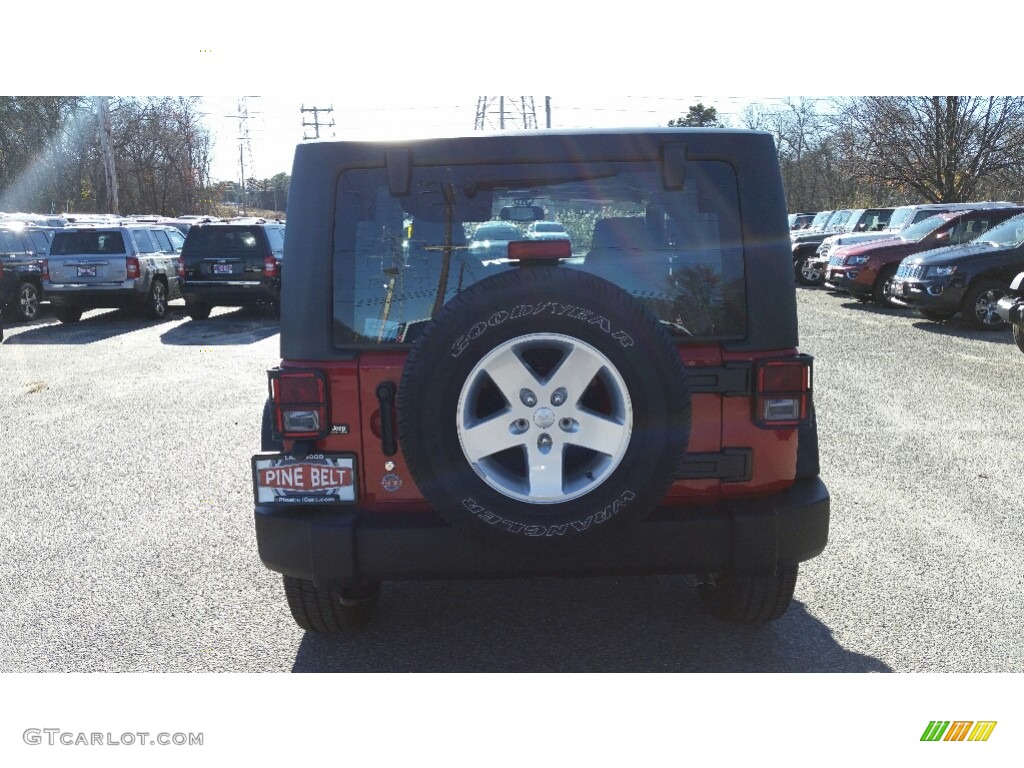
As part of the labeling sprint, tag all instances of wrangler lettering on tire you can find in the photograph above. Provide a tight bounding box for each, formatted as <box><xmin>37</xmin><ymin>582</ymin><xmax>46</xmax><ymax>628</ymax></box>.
<box><xmin>398</xmin><ymin>267</ymin><xmax>690</xmax><ymax>547</ymax></box>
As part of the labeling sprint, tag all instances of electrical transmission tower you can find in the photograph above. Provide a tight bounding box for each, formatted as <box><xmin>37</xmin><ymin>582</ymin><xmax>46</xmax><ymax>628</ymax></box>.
<box><xmin>302</xmin><ymin>104</ymin><xmax>335</xmax><ymax>140</ymax></box>
<box><xmin>236</xmin><ymin>97</ymin><xmax>258</xmax><ymax>214</ymax></box>
<box><xmin>474</xmin><ymin>97</ymin><xmax>550</xmax><ymax>130</ymax></box>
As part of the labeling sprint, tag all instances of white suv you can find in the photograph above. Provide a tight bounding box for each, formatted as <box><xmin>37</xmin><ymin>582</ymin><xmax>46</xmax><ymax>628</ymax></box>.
<box><xmin>525</xmin><ymin>221</ymin><xmax>570</xmax><ymax>241</ymax></box>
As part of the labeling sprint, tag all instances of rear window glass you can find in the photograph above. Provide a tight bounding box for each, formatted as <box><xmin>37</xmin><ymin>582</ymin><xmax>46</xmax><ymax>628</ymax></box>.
<box><xmin>50</xmin><ymin>230</ymin><xmax>126</xmax><ymax>255</ymax></box>
<box><xmin>183</xmin><ymin>226</ymin><xmax>264</xmax><ymax>255</ymax></box>
<box><xmin>0</xmin><ymin>231</ymin><xmax>23</xmax><ymax>253</ymax></box>
<box><xmin>161</xmin><ymin>228</ymin><xmax>186</xmax><ymax>251</ymax></box>
<box><xmin>912</xmin><ymin>209</ymin><xmax>949</xmax><ymax>224</ymax></box>
<box><xmin>532</xmin><ymin>222</ymin><xmax>566</xmax><ymax>233</ymax></box>
<box><xmin>150</xmin><ymin>229</ymin><xmax>173</xmax><ymax>252</ymax></box>
<box><xmin>266</xmin><ymin>227</ymin><xmax>285</xmax><ymax>251</ymax></box>
<box><xmin>28</xmin><ymin>230</ymin><xmax>51</xmax><ymax>253</ymax></box>
<box><xmin>331</xmin><ymin>159</ymin><xmax>745</xmax><ymax>346</ymax></box>
<box><xmin>133</xmin><ymin>229</ymin><xmax>157</xmax><ymax>253</ymax></box>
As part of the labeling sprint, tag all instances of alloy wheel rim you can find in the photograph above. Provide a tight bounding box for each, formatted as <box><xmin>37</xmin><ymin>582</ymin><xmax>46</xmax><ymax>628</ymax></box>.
<box><xmin>975</xmin><ymin>290</ymin><xmax>1005</xmax><ymax>326</ymax></box>
<box><xmin>20</xmin><ymin>285</ymin><xmax>38</xmax><ymax>319</ymax></box>
<box><xmin>456</xmin><ymin>332</ymin><xmax>632</xmax><ymax>504</ymax></box>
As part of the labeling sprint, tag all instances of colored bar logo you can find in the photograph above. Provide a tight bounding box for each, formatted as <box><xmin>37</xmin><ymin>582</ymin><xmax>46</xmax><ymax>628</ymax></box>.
<box><xmin>921</xmin><ymin>721</ymin><xmax>997</xmax><ymax>742</ymax></box>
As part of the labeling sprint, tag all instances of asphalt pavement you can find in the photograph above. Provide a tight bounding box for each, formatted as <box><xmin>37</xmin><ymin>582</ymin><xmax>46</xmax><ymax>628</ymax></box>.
<box><xmin>1</xmin><ymin>291</ymin><xmax>1022</xmax><ymax>673</ymax></box>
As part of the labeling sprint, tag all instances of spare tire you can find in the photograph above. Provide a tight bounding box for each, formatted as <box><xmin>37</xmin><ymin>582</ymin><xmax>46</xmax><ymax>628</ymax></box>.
<box><xmin>397</xmin><ymin>266</ymin><xmax>691</xmax><ymax>548</ymax></box>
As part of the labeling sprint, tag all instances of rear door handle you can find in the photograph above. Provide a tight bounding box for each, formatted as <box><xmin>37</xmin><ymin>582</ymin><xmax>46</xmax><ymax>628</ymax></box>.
<box><xmin>375</xmin><ymin>382</ymin><xmax>398</xmax><ymax>457</ymax></box>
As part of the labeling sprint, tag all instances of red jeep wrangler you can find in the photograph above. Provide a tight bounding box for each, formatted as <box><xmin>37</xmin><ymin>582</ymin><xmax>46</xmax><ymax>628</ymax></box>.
<box><xmin>252</xmin><ymin>129</ymin><xmax>829</xmax><ymax>632</ymax></box>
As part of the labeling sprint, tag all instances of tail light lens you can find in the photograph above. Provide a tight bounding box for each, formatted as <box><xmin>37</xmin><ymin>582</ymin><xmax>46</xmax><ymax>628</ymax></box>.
<box><xmin>263</xmin><ymin>255</ymin><xmax>277</xmax><ymax>277</ymax></box>
<box><xmin>126</xmin><ymin>256</ymin><xmax>140</xmax><ymax>279</ymax></box>
<box><xmin>41</xmin><ymin>260</ymin><xmax>49</xmax><ymax>280</ymax></box>
<box><xmin>177</xmin><ymin>256</ymin><xmax>185</xmax><ymax>280</ymax></box>
<box><xmin>268</xmin><ymin>368</ymin><xmax>329</xmax><ymax>440</ymax></box>
<box><xmin>754</xmin><ymin>356</ymin><xmax>813</xmax><ymax>428</ymax></box>
<box><xmin>508</xmin><ymin>239</ymin><xmax>571</xmax><ymax>262</ymax></box>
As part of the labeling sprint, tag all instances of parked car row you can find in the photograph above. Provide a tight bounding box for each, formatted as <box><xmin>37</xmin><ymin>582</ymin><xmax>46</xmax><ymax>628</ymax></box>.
<box><xmin>791</xmin><ymin>206</ymin><xmax>895</xmax><ymax>285</ymax></box>
<box><xmin>0</xmin><ymin>217</ymin><xmax>285</xmax><ymax>330</ymax></box>
<box><xmin>796</xmin><ymin>203</ymin><xmax>1024</xmax><ymax>343</ymax></box>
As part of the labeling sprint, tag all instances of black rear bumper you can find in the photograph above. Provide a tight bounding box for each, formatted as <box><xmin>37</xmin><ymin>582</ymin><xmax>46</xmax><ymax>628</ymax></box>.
<box><xmin>254</xmin><ymin>477</ymin><xmax>830</xmax><ymax>590</ymax></box>
<box><xmin>181</xmin><ymin>279</ymin><xmax>279</xmax><ymax>307</ymax></box>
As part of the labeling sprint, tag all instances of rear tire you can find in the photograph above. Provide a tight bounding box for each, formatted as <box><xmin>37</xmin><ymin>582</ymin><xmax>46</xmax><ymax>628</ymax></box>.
<box><xmin>872</xmin><ymin>265</ymin><xmax>899</xmax><ymax>307</ymax></box>
<box><xmin>185</xmin><ymin>300</ymin><xmax>211</xmax><ymax>320</ymax></box>
<box><xmin>54</xmin><ymin>306</ymin><xmax>83</xmax><ymax>324</ymax></box>
<box><xmin>962</xmin><ymin>280</ymin><xmax>1008</xmax><ymax>331</ymax></box>
<box><xmin>282</xmin><ymin>575</ymin><xmax>378</xmax><ymax>633</ymax></box>
<box><xmin>144</xmin><ymin>279</ymin><xmax>169</xmax><ymax>320</ymax></box>
<box><xmin>794</xmin><ymin>252</ymin><xmax>824</xmax><ymax>286</ymax></box>
<box><xmin>698</xmin><ymin>564</ymin><xmax>799</xmax><ymax>624</ymax></box>
<box><xmin>1013</xmin><ymin>323</ymin><xmax>1024</xmax><ymax>354</ymax></box>
<box><xmin>919</xmin><ymin>308</ymin><xmax>954</xmax><ymax>322</ymax></box>
<box><xmin>16</xmin><ymin>282</ymin><xmax>41</xmax><ymax>322</ymax></box>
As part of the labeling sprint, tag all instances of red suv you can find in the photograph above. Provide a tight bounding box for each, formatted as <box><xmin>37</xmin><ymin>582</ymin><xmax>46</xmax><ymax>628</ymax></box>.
<box><xmin>252</xmin><ymin>130</ymin><xmax>830</xmax><ymax>632</ymax></box>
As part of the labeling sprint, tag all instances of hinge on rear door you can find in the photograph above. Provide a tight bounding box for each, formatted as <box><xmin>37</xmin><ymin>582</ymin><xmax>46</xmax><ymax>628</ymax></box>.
<box><xmin>676</xmin><ymin>449</ymin><xmax>752</xmax><ymax>483</ymax></box>
<box><xmin>685</xmin><ymin>364</ymin><xmax>751</xmax><ymax>396</ymax></box>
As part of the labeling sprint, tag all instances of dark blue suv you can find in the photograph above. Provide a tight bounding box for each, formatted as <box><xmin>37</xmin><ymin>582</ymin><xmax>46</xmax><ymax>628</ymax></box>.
<box><xmin>177</xmin><ymin>219</ymin><xmax>285</xmax><ymax>319</ymax></box>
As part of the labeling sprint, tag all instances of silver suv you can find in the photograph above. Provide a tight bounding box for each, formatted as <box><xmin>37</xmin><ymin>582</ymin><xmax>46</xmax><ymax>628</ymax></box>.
<box><xmin>43</xmin><ymin>224</ymin><xmax>185</xmax><ymax>323</ymax></box>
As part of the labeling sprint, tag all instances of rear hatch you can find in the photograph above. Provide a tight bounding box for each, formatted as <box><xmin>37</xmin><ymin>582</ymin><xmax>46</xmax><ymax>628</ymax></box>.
<box><xmin>276</xmin><ymin>136</ymin><xmax>807</xmax><ymax>506</ymax></box>
<box><xmin>181</xmin><ymin>225</ymin><xmax>269</xmax><ymax>281</ymax></box>
<box><xmin>47</xmin><ymin>229</ymin><xmax>129</xmax><ymax>284</ymax></box>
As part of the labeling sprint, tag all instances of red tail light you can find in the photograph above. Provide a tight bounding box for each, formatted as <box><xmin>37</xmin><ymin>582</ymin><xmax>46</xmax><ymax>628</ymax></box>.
<box><xmin>754</xmin><ymin>356</ymin><xmax>813</xmax><ymax>428</ymax></box>
<box><xmin>177</xmin><ymin>255</ymin><xmax>185</xmax><ymax>280</ymax></box>
<box><xmin>126</xmin><ymin>256</ymin><xmax>140</xmax><ymax>279</ymax></box>
<box><xmin>41</xmin><ymin>260</ymin><xmax>49</xmax><ymax>280</ymax></box>
<box><xmin>268</xmin><ymin>368</ymin><xmax>329</xmax><ymax>440</ymax></box>
<box><xmin>508</xmin><ymin>239</ymin><xmax>572</xmax><ymax>262</ymax></box>
<box><xmin>263</xmin><ymin>255</ymin><xmax>277</xmax><ymax>277</ymax></box>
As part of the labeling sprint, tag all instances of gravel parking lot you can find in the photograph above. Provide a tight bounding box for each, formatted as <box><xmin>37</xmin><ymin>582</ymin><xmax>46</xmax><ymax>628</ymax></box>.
<box><xmin>1</xmin><ymin>290</ymin><xmax>1022</xmax><ymax>673</ymax></box>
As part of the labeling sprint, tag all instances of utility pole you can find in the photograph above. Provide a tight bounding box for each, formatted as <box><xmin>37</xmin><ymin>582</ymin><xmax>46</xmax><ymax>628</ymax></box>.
<box><xmin>302</xmin><ymin>104</ymin><xmax>335</xmax><ymax>140</ymax></box>
<box><xmin>93</xmin><ymin>96</ymin><xmax>119</xmax><ymax>214</ymax></box>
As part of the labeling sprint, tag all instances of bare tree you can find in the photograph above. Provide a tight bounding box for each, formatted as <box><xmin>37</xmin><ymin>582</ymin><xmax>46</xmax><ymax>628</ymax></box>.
<box><xmin>740</xmin><ymin>98</ymin><xmax>849</xmax><ymax>211</ymax></box>
<box><xmin>107</xmin><ymin>97</ymin><xmax>212</xmax><ymax>215</ymax></box>
<box><xmin>833</xmin><ymin>96</ymin><xmax>1024</xmax><ymax>202</ymax></box>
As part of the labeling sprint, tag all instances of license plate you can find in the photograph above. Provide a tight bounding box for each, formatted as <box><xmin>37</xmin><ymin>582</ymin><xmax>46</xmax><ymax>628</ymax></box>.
<box><xmin>213</xmin><ymin>263</ymin><xmax>233</xmax><ymax>275</ymax></box>
<box><xmin>252</xmin><ymin>453</ymin><xmax>356</xmax><ymax>504</ymax></box>
<box><xmin>77</xmin><ymin>265</ymin><xmax>97</xmax><ymax>277</ymax></box>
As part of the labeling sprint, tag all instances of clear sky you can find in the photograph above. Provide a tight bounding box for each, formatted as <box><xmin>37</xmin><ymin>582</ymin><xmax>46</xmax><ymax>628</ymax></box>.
<box><xmin>10</xmin><ymin>3</ymin><xmax>993</xmax><ymax>185</ymax></box>
<box><xmin>199</xmin><ymin>95</ymin><xmax>810</xmax><ymax>183</ymax></box>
